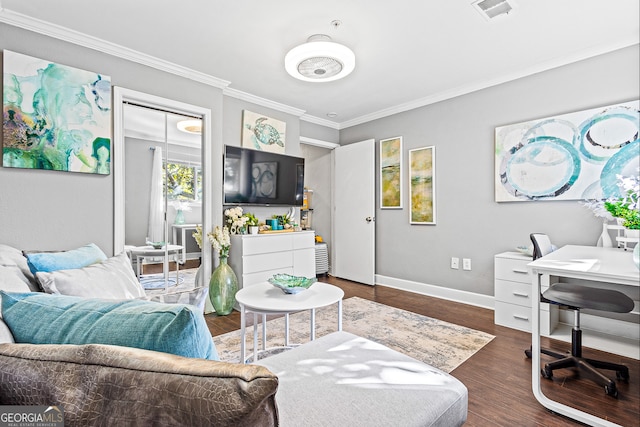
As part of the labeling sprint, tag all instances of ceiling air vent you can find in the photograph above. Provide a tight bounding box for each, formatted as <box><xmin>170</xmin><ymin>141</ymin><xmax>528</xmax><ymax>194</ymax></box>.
<box><xmin>472</xmin><ymin>0</ymin><xmax>515</xmax><ymax>20</ymax></box>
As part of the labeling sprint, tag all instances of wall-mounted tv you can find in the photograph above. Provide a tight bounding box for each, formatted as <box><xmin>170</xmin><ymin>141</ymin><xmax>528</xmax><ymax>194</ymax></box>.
<box><xmin>223</xmin><ymin>145</ymin><xmax>305</xmax><ymax>206</ymax></box>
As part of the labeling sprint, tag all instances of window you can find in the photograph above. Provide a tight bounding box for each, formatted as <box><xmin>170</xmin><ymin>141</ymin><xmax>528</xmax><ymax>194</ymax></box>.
<box><xmin>165</xmin><ymin>162</ymin><xmax>202</xmax><ymax>201</ymax></box>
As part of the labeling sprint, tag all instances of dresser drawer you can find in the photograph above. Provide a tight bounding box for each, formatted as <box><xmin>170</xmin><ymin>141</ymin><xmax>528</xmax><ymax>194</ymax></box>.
<box><xmin>495</xmin><ymin>279</ymin><xmax>533</xmax><ymax>307</ymax></box>
<box><xmin>242</xmin><ymin>251</ymin><xmax>293</xmax><ymax>274</ymax></box>
<box><xmin>495</xmin><ymin>301</ymin><xmax>532</xmax><ymax>332</ymax></box>
<box><xmin>495</xmin><ymin>258</ymin><xmax>531</xmax><ymax>283</ymax></box>
<box><xmin>243</xmin><ymin>267</ymin><xmax>294</xmax><ymax>287</ymax></box>
<box><xmin>292</xmin><ymin>232</ymin><xmax>314</xmax><ymax>249</ymax></box>
<box><xmin>242</xmin><ymin>234</ymin><xmax>292</xmax><ymax>255</ymax></box>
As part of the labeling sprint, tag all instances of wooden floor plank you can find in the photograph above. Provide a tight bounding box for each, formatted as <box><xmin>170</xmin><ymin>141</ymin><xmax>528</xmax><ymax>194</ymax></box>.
<box><xmin>205</xmin><ymin>276</ymin><xmax>640</xmax><ymax>426</ymax></box>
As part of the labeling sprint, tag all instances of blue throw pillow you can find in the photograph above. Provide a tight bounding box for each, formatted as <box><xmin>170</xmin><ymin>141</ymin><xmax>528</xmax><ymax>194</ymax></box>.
<box><xmin>0</xmin><ymin>291</ymin><xmax>218</xmax><ymax>360</ymax></box>
<box><xmin>25</xmin><ymin>243</ymin><xmax>107</xmax><ymax>275</ymax></box>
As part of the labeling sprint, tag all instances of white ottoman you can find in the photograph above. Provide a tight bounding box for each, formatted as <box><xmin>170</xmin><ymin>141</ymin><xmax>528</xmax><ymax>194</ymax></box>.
<box><xmin>257</xmin><ymin>331</ymin><xmax>468</xmax><ymax>427</ymax></box>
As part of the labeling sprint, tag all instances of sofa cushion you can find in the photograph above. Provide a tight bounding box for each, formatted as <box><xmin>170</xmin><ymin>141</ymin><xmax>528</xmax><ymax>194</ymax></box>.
<box><xmin>0</xmin><ymin>268</ymin><xmax>32</xmax><ymax>304</ymax></box>
<box><xmin>0</xmin><ymin>244</ymin><xmax>39</xmax><ymax>291</ymax></box>
<box><xmin>0</xmin><ymin>343</ymin><xmax>278</xmax><ymax>426</ymax></box>
<box><xmin>0</xmin><ymin>292</ymin><xmax>218</xmax><ymax>360</ymax></box>
<box><xmin>0</xmin><ymin>268</ymin><xmax>31</xmax><ymax>324</ymax></box>
<box><xmin>25</xmin><ymin>243</ymin><xmax>107</xmax><ymax>275</ymax></box>
<box><xmin>0</xmin><ymin>319</ymin><xmax>14</xmax><ymax>344</ymax></box>
<box><xmin>36</xmin><ymin>253</ymin><xmax>146</xmax><ymax>299</ymax></box>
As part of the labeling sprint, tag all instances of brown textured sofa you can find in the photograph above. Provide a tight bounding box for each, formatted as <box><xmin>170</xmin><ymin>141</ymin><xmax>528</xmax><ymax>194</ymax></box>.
<box><xmin>0</xmin><ymin>343</ymin><xmax>278</xmax><ymax>426</ymax></box>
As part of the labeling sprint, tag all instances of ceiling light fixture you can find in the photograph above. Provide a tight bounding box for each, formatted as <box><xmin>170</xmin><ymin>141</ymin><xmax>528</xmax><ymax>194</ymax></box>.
<box><xmin>285</xmin><ymin>34</ymin><xmax>355</xmax><ymax>83</ymax></box>
<box><xmin>176</xmin><ymin>119</ymin><xmax>202</xmax><ymax>134</ymax></box>
<box><xmin>472</xmin><ymin>0</ymin><xmax>515</xmax><ymax>20</ymax></box>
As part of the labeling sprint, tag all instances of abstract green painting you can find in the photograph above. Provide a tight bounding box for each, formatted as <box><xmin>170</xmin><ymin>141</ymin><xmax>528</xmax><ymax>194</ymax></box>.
<box><xmin>409</xmin><ymin>146</ymin><xmax>436</xmax><ymax>224</ymax></box>
<box><xmin>3</xmin><ymin>50</ymin><xmax>111</xmax><ymax>174</ymax></box>
<box><xmin>380</xmin><ymin>136</ymin><xmax>402</xmax><ymax>209</ymax></box>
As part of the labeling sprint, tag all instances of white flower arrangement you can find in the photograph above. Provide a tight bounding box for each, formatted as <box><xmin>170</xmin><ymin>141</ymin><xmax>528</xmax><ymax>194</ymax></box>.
<box><xmin>192</xmin><ymin>225</ymin><xmax>231</xmax><ymax>258</ymax></box>
<box><xmin>209</xmin><ymin>225</ymin><xmax>231</xmax><ymax>259</ymax></box>
<box><xmin>581</xmin><ymin>172</ymin><xmax>640</xmax><ymax>229</ymax></box>
<box><xmin>225</xmin><ymin>206</ymin><xmax>248</xmax><ymax>234</ymax></box>
<box><xmin>170</xmin><ymin>200</ymin><xmax>192</xmax><ymax>211</ymax></box>
<box><xmin>580</xmin><ymin>199</ymin><xmax>614</xmax><ymax>222</ymax></box>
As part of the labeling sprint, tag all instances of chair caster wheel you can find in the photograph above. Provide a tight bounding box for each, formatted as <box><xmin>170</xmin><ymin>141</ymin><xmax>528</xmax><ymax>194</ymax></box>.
<box><xmin>605</xmin><ymin>384</ymin><xmax>618</xmax><ymax>398</ymax></box>
<box><xmin>541</xmin><ymin>367</ymin><xmax>553</xmax><ymax>379</ymax></box>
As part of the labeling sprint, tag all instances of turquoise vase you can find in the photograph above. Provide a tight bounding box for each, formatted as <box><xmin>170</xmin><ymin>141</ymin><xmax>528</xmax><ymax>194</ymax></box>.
<box><xmin>209</xmin><ymin>256</ymin><xmax>238</xmax><ymax>315</ymax></box>
<box><xmin>174</xmin><ymin>209</ymin><xmax>185</xmax><ymax>224</ymax></box>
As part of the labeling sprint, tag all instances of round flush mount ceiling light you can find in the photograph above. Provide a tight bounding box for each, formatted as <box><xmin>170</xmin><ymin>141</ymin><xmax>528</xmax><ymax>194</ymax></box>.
<box><xmin>285</xmin><ymin>34</ymin><xmax>355</xmax><ymax>83</ymax></box>
<box><xmin>177</xmin><ymin>119</ymin><xmax>202</xmax><ymax>134</ymax></box>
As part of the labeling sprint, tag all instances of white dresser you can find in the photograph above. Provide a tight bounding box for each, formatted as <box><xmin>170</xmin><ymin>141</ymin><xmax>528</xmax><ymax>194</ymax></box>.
<box><xmin>494</xmin><ymin>251</ymin><xmax>557</xmax><ymax>335</ymax></box>
<box><xmin>228</xmin><ymin>231</ymin><xmax>316</xmax><ymax>291</ymax></box>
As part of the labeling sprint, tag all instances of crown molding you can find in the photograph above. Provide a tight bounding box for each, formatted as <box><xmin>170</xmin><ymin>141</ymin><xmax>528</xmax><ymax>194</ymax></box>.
<box><xmin>299</xmin><ymin>136</ymin><xmax>339</xmax><ymax>149</ymax></box>
<box><xmin>222</xmin><ymin>87</ymin><xmax>306</xmax><ymax>117</ymax></box>
<box><xmin>0</xmin><ymin>7</ymin><xmax>230</xmax><ymax>89</ymax></box>
<box><xmin>299</xmin><ymin>113</ymin><xmax>341</xmax><ymax>130</ymax></box>
<box><xmin>340</xmin><ymin>37</ymin><xmax>640</xmax><ymax>129</ymax></box>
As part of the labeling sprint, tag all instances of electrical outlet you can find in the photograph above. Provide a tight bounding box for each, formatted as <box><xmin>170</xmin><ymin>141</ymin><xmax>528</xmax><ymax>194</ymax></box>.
<box><xmin>463</xmin><ymin>258</ymin><xmax>472</xmax><ymax>271</ymax></box>
<box><xmin>450</xmin><ymin>257</ymin><xmax>459</xmax><ymax>269</ymax></box>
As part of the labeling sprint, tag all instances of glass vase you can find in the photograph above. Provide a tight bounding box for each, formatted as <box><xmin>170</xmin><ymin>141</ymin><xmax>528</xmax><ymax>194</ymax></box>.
<box><xmin>209</xmin><ymin>256</ymin><xmax>238</xmax><ymax>315</ymax></box>
<box><xmin>174</xmin><ymin>209</ymin><xmax>185</xmax><ymax>224</ymax></box>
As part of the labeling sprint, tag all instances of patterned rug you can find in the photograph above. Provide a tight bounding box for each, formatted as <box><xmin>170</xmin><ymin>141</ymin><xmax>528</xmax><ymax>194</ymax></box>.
<box><xmin>213</xmin><ymin>296</ymin><xmax>495</xmax><ymax>373</ymax></box>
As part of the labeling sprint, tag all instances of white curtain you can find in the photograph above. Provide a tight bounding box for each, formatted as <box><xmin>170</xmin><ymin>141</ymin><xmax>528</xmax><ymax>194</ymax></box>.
<box><xmin>147</xmin><ymin>146</ymin><xmax>165</xmax><ymax>243</ymax></box>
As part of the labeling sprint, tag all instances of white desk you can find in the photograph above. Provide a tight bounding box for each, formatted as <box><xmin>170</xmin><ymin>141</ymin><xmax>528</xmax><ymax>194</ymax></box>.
<box><xmin>171</xmin><ymin>223</ymin><xmax>201</xmax><ymax>264</ymax></box>
<box><xmin>528</xmin><ymin>245</ymin><xmax>640</xmax><ymax>427</ymax></box>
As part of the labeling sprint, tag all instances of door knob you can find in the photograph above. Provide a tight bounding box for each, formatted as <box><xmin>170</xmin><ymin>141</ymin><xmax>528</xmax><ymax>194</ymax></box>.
<box><xmin>365</xmin><ymin>216</ymin><xmax>374</xmax><ymax>223</ymax></box>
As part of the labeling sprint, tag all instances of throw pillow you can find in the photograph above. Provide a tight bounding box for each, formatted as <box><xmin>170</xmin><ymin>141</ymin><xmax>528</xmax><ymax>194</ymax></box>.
<box><xmin>25</xmin><ymin>243</ymin><xmax>107</xmax><ymax>275</ymax></box>
<box><xmin>36</xmin><ymin>253</ymin><xmax>146</xmax><ymax>299</ymax></box>
<box><xmin>0</xmin><ymin>318</ymin><xmax>14</xmax><ymax>343</ymax></box>
<box><xmin>0</xmin><ymin>244</ymin><xmax>39</xmax><ymax>291</ymax></box>
<box><xmin>0</xmin><ymin>268</ymin><xmax>31</xmax><ymax>320</ymax></box>
<box><xmin>0</xmin><ymin>292</ymin><xmax>218</xmax><ymax>360</ymax></box>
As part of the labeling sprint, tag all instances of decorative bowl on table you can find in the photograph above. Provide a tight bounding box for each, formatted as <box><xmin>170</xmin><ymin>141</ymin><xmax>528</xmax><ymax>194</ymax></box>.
<box><xmin>146</xmin><ymin>240</ymin><xmax>165</xmax><ymax>249</ymax></box>
<box><xmin>268</xmin><ymin>274</ymin><xmax>317</xmax><ymax>294</ymax></box>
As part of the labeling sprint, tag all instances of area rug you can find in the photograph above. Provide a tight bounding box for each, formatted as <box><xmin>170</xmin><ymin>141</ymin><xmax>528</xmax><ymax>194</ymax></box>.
<box><xmin>213</xmin><ymin>297</ymin><xmax>494</xmax><ymax>373</ymax></box>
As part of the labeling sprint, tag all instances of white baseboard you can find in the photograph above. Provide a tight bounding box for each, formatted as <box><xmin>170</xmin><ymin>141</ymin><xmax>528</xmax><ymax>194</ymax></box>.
<box><xmin>375</xmin><ymin>274</ymin><xmax>494</xmax><ymax>310</ymax></box>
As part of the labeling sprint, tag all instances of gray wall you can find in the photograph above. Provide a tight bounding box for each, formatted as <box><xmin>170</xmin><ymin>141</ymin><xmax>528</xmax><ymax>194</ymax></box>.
<box><xmin>300</xmin><ymin>120</ymin><xmax>340</xmax><ymax>143</ymax></box>
<box><xmin>0</xmin><ymin>23</ymin><xmax>307</xmax><ymax>254</ymax></box>
<box><xmin>340</xmin><ymin>45</ymin><xmax>640</xmax><ymax>298</ymax></box>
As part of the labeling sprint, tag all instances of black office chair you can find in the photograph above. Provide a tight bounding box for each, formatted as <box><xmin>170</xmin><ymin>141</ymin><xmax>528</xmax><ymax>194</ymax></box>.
<box><xmin>525</xmin><ymin>233</ymin><xmax>634</xmax><ymax>398</ymax></box>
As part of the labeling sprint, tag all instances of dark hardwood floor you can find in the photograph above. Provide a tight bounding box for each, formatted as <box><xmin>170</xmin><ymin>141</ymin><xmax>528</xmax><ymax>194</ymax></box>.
<box><xmin>204</xmin><ymin>276</ymin><xmax>640</xmax><ymax>427</ymax></box>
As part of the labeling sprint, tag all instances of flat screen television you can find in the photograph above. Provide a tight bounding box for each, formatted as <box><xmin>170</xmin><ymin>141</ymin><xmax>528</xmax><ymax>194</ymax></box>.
<box><xmin>223</xmin><ymin>145</ymin><xmax>305</xmax><ymax>206</ymax></box>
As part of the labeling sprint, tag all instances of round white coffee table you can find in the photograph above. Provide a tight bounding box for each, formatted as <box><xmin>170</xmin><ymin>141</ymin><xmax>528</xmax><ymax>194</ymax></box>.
<box><xmin>235</xmin><ymin>282</ymin><xmax>344</xmax><ymax>363</ymax></box>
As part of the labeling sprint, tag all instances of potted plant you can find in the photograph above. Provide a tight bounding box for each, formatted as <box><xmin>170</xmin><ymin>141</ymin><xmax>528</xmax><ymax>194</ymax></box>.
<box><xmin>604</xmin><ymin>174</ymin><xmax>640</xmax><ymax>237</ymax></box>
<box><xmin>243</xmin><ymin>212</ymin><xmax>259</xmax><ymax>234</ymax></box>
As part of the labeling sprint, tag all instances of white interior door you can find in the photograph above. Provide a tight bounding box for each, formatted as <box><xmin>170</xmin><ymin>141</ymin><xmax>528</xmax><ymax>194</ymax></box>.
<box><xmin>332</xmin><ymin>139</ymin><xmax>375</xmax><ymax>285</ymax></box>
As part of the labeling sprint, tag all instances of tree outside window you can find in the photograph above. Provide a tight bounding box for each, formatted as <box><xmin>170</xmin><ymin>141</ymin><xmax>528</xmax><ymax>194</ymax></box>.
<box><xmin>165</xmin><ymin>162</ymin><xmax>202</xmax><ymax>201</ymax></box>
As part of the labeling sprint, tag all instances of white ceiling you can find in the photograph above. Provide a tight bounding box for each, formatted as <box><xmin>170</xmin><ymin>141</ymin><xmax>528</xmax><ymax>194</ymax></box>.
<box><xmin>1</xmin><ymin>0</ymin><xmax>638</xmax><ymax>129</ymax></box>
